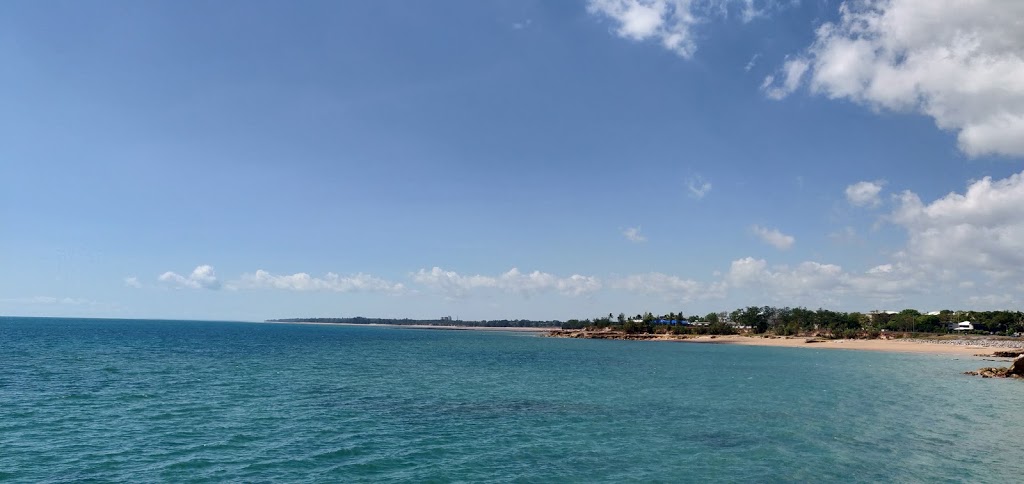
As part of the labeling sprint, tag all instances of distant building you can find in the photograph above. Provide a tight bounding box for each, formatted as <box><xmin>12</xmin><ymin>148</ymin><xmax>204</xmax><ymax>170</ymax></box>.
<box><xmin>953</xmin><ymin>321</ymin><xmax>977</xmax><ymax>331</ymax></box>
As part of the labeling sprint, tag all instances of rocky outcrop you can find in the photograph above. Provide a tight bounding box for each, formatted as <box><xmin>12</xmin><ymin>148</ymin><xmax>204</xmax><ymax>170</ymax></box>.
<box><xmin>966</xmin><ymin>355</ymin><xmax>1024</xmax><ymax>379</ymax></box>
<box><xmin>974</xmin><ymin>349</ymin><xmax>1024</xmax><ymax>358</ymax></box>
<box><xmin>1009</xmin><ymin>355</ymin><xmax>1024</xmax><ymax>377</ymax></box>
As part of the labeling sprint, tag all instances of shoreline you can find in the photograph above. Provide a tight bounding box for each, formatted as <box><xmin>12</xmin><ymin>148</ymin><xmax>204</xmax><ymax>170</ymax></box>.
<box><xmin>263</xmin><ymin>321</ymin><xmax>1020</xmax><ymax>357</ymax></box>
<box><xmin>263</xmin><ymin>321</ymin><xmax>558</xmax><ymax>333</ymax></box>
<box><xmin>547</xmin><ymin>331</ymin><xmax>1023</xmax><ymax>357</ymax></box>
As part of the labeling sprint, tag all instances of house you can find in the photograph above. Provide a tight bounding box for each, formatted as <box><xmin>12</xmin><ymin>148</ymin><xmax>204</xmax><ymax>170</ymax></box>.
<box><xmin>953</xmin><ymin>321</ymin><xmax>976</xmax><ymax>331</ymax></box>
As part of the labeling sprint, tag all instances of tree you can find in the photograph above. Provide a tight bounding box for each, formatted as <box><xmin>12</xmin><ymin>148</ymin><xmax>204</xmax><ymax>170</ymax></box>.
<box><xmin>705</xmin><ymin>312</ymin><xmax>719</xmax><ymax>324</ymax></box>
<box><xmin>736</xmin><ymin>306</ymin><xmax>768</xmax><ymax>333</ymax></box>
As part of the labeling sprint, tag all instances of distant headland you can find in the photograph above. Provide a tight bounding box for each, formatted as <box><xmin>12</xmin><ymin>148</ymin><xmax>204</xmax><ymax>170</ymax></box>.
<box><xmin>264</xmin><ymin>316</ymin><xmax>560</xmax><ymax>329</ymax></box>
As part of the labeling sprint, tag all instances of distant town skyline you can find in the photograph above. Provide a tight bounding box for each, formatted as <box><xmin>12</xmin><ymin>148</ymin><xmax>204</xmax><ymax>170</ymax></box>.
<box><xmin>3</xmin><ymin>0</ymin><xmax>1023</xmax><ymax>321</ymax></box>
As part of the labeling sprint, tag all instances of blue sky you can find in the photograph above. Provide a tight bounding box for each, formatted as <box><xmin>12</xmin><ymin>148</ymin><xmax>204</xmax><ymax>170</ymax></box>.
<box><xmin>3</xmin><ymin>0</ymin><xmax>1023</xmax><ymax>321</ymax></box>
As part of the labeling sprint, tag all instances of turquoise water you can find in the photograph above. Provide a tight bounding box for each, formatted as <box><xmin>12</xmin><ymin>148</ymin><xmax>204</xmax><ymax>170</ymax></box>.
<box><xmin>2</xmin><ymin>317</ymin><xmax>1021</xmax><ymax>482</ymax></box>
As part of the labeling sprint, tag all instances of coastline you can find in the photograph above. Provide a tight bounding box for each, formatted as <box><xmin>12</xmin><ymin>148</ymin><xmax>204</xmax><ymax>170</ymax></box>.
<box><xmin>547</xmin><ymin>331</ymin><xmax>1023</xmax><ymax>357</ymax></box>
<box><xmin>264</xmin><ymin>321</ymin><xmax>1020</xmax><ymax>357</ymax></box>
<box><xmin>263</xmin><ymin>321</ymin><xmax>558</xmax><ymax>333</ymax></box>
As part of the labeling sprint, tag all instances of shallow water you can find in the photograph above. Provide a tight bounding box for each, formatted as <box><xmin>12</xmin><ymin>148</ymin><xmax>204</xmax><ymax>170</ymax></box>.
<box><xmin>2</xmin><ymin>317</ymin><xmax>1021</xmax><ymax>482</ymax></box>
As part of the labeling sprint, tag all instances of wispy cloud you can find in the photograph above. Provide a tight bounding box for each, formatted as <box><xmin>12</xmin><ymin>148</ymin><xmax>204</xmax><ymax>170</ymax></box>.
<box><xmin>233</xmin><ymin>270</ymin><xmax>404</xmax><ymax>294</ymax></box>
<box><xmin>412</xmin><ymin>267</ymin><xmax>601</xmax><ymax>298</ymax></box>
<box><xmin>611</xmin><ymin>272</ymin><xmax>721</xmax><ymax>302</ymax></box>
<box><xmin>744</xmin><ymin>52</ymin><xmax>760</xmax><ymax>72</ymax></box>
<box><xmin>512</xmin><ymin>19</ymin><xmax>533</xmax><ymax>30</ymax></box>
<box><xmin>752</xmin><ymin>225</ymin><xmax>795</xmax><ymax>250</ymax></box>
<box><xmin>622</xmin><ymin>226</ymin><xmax>647</xmax><ymax>243</ymax></box>
<box><xmin>687</xmin><ymin>176</ymin><xmax>712</xmax><ymax>199</ymax></box>
<box><xmin>124</xmin><ymin>276</ymin><xmax>142</xmax><ymax>288</ymax></box>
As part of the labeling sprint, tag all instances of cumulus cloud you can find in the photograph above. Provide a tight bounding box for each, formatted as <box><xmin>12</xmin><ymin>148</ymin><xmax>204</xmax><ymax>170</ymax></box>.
<box><xmin>588</xmin><ymin>1</ymin><xmax>779</xmax><ymax>58</ymax></box>
<box><xmin>764</xmin><ymin>0</ymin><xmax>1024</xmax><ymax>157</ymax></box>
<box><xmin>687</xmin><ymin>176</ymin><xmax>712</xmax><ymax>199</ymax></box>
<box><xmin>124</xmin><ymin>276</ymin><xmax>142</xmax><ymax>288</ymax></box>
<box><xmin>845</xmin><ymin>180</ymin><xmax>886</xmax><ymax>207</ymax></box>
<box><xmin>888</xmin><ymin>170</ymin><xmax>1024</xmax><ymax>277</ymax></box>
<box><xmin>158</xmin><ymin>265</ymin><xmax>221</xmax><ymax>290</ymax></box>
<box><xmin>623</xmin><ymin>226</ymin><xmax>647</xmax><ymax>243</ymax></box>
<box><xmin>234</xmin><ymin>270</ymin><xmax>405</xmax><ymax>294</ymax></box>
<box><xmin>725</xmin><ymin>256</ymin><xmax>923</xmax><ymax>303</ymax></box>
<box><xmin>412</xmin><ymin>267</ymin><xmax>601</xmax><ymax>298</ymax></box>
<box><xmin>588</xmin><ymin>0</ymin><xmax>701</xmax><ymax>58</ymax></box>
<box><xmin>751</xmin><ymin>225</ymin><xmax>795</xmax><ymax>250</ymax></box>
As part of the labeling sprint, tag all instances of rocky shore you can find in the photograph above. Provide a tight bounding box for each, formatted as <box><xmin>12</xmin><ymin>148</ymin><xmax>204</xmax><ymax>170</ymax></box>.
<box><xmin>923</xmin><ymin>338</ymin><xmax>1024</xmax><ymax>350</ymax></box>
<box><xmin>966</xmin><ymin>355</ymin><xmax>1024</xmax><ymax>379</ymax></box>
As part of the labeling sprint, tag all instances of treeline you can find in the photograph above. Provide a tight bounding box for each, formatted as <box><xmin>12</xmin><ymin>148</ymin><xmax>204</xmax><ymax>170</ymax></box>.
<box><xmin>563</xmin><ymin>308</ymin><xmax>1024</xmax><ymax>337</ymax></box>
<box><xmin>266</xmin><ymin>317</ymin><xmax>561</xmax><ymax>328</ymax></box>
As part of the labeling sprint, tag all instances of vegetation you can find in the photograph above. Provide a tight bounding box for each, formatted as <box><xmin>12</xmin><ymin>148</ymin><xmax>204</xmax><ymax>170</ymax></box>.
<box><xmin>562</xmin><ymin>307</ymin><xmax>1024</xmax><ymax>338</ymax></box>
<box><xmin>268</xmin><ymin>308</ymin><xmax>1024</xmax><ymax>337</ymax></box>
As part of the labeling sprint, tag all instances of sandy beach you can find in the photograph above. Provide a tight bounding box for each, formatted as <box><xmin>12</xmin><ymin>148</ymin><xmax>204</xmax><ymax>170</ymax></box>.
<box><xmin>681</xmin><ymin>335</ymin><xmax>1003</xmax><ymax>356</ymax></box>
<box><xmin>273</xmin><ymin>322</ymin><xmax>1021</xmax><ymax>357</ymax></box>
<box><xmin>547</xmin><ymin>330</ymin><xmax>1024</xmax><ymax>357</ymax></box>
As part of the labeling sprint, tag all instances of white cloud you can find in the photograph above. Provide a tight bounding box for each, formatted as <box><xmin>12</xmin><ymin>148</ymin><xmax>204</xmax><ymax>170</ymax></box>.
<box><xmin>623</xmin><ymin>226</ymin><xmax>647</xmax><ymax>243</ymax></box>
<box><xmin>158</xmin><ymin>265</ymin><xmax>221</xmax><ymax>290</ymax></box>
<box><xmin>764</xmin><ymin>0</ymin><xmax>1024</xmax><ymax>157</ymax></box>
<box><xmin>744</xmin><ymin>52</ymin><xmax>760</xmax><ymax>71</ymax></box>
<box><xmin>968</xmin><ymin>293</ymin><xmax>1019</xmax><ymax>309</ymax></box>
<box><xmin>725</xmin><ymin>256</ymin><xmax>923</xmax><ymax>303</ymax></box>
<box><xmin>761</xmin><ymin>57</ymin><xmax>808</xmax><ymax>100</ymax></box>
<box><xmin>845</xmin><ymin>180</ymin><xmax>886</xmax><ymax>208</ymax></box>
<box><xmin>588</xmin><ymin>1</ymin><xmax>783</xmax><ymax>57</ymax></box>
<box><xmin>687</xmin><ymin>175</ymin><xmax>712</xmax><ymax>199</ymax></box>
<box><xmin>513</xmin><ymin>19</ymin><xmax>533</xmax><ymax>30</ymax></box>
<box><xmin>234</xmin><ymin>270</ymin><xmax>404</xmax><ymax>294</ymax></box>
<box><xmin>889</xmin><ymin>170</ymin><xmax>1024</xmax><ymax>277</ymax></box>
<box><xmin>612</xmin><ymin>272</ymin><xmax>716</xmax><ymax>302</ymax></box>
<box><xmin>751</xmin><ymin>225</ymin><xmax>795</xmax><ymax>250</ymax></box>
<box><xmin>588</xmin><ymin>0</ymin><xmax>699</xmax><ymax>57</ymax></box>
<box><xmin>412</xmin><ymin>267</ymin><xmax>601</xmax><ymax>298</ymax></box>
<box><xmin>124</xmin><ymin>276</ymin><xmax>142</xmax><ymax>288</ymax></box>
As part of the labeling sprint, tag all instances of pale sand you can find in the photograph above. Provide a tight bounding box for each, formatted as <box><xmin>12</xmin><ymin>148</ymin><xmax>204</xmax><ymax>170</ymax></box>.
<box><xmin>682</xmin><ymin>335</ymin><xmax>998</xmax><ymax>356</ymax></box>
<box><xmin>270</xmin><ymin>321</ymin><xmax>1012</xmax><ymax>356</ymax></box>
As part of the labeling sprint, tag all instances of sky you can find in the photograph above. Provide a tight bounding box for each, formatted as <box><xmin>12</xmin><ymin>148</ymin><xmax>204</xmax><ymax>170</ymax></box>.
<box><xmin>2</xmin><ymin>0</ymin><xmax>1023</xmax><ymax>321</ymax></box>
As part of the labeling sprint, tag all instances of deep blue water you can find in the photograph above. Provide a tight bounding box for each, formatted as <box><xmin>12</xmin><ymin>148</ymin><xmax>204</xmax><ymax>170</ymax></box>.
<box><xmin>1</xmin><ymin>317</ymin><xmax>1022</xmax><ymax>482</ymax></box>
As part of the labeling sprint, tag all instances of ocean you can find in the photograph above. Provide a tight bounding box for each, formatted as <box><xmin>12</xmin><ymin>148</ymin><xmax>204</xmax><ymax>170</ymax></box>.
<box><xmin>2</xmin><ymin>317</ymin><xmax>1021</xmax><ymax>482</ymax></box>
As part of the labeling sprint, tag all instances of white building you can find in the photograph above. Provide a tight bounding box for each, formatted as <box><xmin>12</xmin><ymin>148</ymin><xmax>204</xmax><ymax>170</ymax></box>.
<box><xmin>953</xmin><ymin>321</ymin><xmax>976</xmax><ymax>331</ymax></box>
